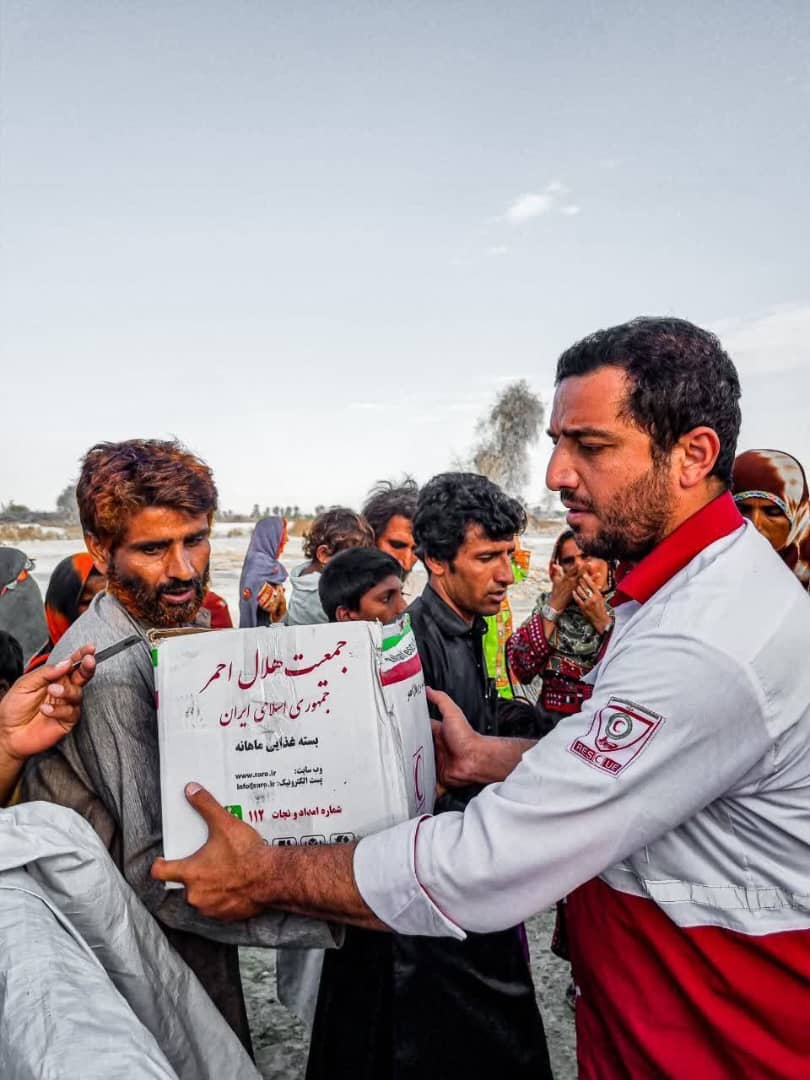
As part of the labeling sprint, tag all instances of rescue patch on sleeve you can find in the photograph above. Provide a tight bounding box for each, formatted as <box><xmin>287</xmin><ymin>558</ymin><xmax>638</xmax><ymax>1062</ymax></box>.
<box><xmin>568</xmin><ymin>696</ymin><xmax>664</xmax><ymax>777</ymax></box>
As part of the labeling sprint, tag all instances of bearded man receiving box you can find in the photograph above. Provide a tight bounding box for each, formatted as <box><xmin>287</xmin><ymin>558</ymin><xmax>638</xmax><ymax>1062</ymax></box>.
<box><xmin>23</xmin><ymin>439</ymin><xmax>337</xmax><ymax>1054</ymax></box>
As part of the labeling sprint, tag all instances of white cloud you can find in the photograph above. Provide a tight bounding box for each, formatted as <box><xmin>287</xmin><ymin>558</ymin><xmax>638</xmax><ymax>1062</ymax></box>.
<box><xmin>502</xmin><ymin>181</ymin><xmax>579</xmax><ymax>224</ymax></box>
<box><xmin>505</xmin><ymin>192</ymin><xmax>555</xmax><ymax>223</ymax></box>
<box><xmin>710</xmin><ymin>303</ymin><xmax>810</xmax><ymax>468</ymax></box>
<box><xmin>488</xmin><ymin>244</ymin><xmax>510</xmax><ymax>256</ymax></box>
<box><xmin>349</xmin><ymin>401</ymin><xmax>384</xmax><ymax>411</ymax></box>
<box><xmin>712</xmin><ymin>303</ymin><xmax>810</xmax><ymax>376</ymax></box>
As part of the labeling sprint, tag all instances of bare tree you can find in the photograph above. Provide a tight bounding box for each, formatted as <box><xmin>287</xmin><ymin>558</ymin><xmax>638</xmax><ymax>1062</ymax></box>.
<box><xmin>55</xmin><ymin>481</ymin><xmax>80</xmax><ymax>524</ymax></box>
<box><xmin>470</xmin><ymin>380</ymin><xmax>544</xmax><ymax>498</ymax></box>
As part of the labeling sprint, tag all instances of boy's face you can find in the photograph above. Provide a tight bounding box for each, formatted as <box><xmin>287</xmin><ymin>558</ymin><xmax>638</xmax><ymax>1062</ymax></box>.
<box><xmin>337</xmin><ymin>574</ymin><xmax>407</xmax><ymax>625</ymax></box>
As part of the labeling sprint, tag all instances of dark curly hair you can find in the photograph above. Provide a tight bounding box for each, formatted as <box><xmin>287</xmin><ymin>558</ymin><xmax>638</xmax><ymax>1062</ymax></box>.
<box><xmin>413</xmin><ymin>473</ymin><xmax>527</xmax><ymax>565</ymax></box>
<box><xmin>77</xmin><ymin>439</ymin><xmax>217</xmax><ymax>549</ymax></box>
<box><xmin>556</xmin><ymin>316</ymin><xmax>741</xmax><ymax>486</ymax></box>
<box><xmin>303</xmin><ymin>507</ymin><xmax>374</xmax><ymax>561</ymax></box>
<box><xmin>361</xmin><ymin>478</ymin><xmax>419</xmax><ymax>540</ymax></box>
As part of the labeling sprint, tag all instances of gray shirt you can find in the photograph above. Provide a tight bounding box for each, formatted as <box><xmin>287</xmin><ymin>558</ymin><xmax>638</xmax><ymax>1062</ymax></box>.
<box><xmin>285</xmin><ymin>562</ymin><xmax>328</xmax><ymax>626</ymax></box>
<box><xmin>23</xmin><ymin>592</ymin><xmax>337</xmax><ymax>1042</ymax></box>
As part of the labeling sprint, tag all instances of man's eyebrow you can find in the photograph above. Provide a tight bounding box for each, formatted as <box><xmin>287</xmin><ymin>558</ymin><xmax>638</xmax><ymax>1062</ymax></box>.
<box><xmin>546</xmin><ymin>426</ymin><xmax>615</xmax><ymax>440</ymax></box>
<box><xmin>129</xmin><ymin>528</ymin><xmax>209</xmax><ymax>551</ymax></box>
<box><xmin>130</xmin><ymin>538</ymin><xmax>170</xmax><ymax>551</ymax></box>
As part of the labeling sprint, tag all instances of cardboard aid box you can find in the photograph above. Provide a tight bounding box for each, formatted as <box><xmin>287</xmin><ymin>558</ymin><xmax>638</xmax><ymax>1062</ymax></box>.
<box><xmin>154</xmin><ymin>616</ymin><xmax>435</xmax><ymax>863</ymax></box>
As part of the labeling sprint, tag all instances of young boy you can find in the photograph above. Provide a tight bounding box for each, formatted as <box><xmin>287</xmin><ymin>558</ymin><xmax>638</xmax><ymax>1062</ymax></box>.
<box><xmin>276</xmin><ymin>545</ymin><xmax>406</xmax><ymax>1030</ymax></box>
<box><xmin>318</xmin><ymin>548</ymin><xmax>406</xmax><ymax>624</ymax></box>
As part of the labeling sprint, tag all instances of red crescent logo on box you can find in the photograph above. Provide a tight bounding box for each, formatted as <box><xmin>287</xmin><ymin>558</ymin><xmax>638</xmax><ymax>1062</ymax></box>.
<box><xmin>413</xmin><ymin>745</ymin><xmax>425</xmax><ymax>810</ymax></box>
<box><xmin>568</xmin><ymin>697</ymin><xmax>664</xmax><ymax>777</ymax></box>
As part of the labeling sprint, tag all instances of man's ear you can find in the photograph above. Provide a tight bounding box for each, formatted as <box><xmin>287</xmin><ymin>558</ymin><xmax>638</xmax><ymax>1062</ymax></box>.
<box><xmin>315</xmin><ymin>544</ymin><xmax>332</xmax><ymax>567</ymax></box>
<box><xmin>424</xmin><ymin>555</ymin><xmax>448</xmax><ymax>579</ymax></box>
<box><xmin>85</xmin><ymin>534</ymin><xmax>112</xmax><ymax>576</ymax></box>
<box><xmin>675</xmin><ymin>427</ymin><xmax>721</xmax><ymax>490</ymax></box>
<box><xmin>335</xmin><ymin>605</ymin><xmax>356</xmax><ymax>622</ymax></box>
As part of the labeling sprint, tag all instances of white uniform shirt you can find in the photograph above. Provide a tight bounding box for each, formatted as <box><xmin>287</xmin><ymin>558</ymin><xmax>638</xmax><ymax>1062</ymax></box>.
<box><xmin>354</xmin><ymin>493</ymin><xmax>810</xmax><ymax>1077</ymax></box>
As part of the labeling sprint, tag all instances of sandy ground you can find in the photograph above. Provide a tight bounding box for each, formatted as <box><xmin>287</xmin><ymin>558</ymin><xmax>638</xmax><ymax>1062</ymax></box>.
<box><xmin>19</xmin><ymin>527</ymin><xmax>577</xmax><ymax>1078</ymax></box>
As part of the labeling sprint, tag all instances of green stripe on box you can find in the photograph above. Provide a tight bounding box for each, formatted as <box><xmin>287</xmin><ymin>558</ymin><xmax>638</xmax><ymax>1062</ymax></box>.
<box><xmin>382</xmin><ymin>613</ymin><xmax>411</xmax><ymax>651</ymax></box>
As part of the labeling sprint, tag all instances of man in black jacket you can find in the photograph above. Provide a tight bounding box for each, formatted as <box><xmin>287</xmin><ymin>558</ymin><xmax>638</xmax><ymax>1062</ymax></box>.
<box><xmin>399</xmin><ymin>473</ymin><xmax>550</xmax><ymax>1076</ymax></box>
<box><xmin>310</xmin><ymin>473</ymin><xmax>550</xmax><ymax>1080</ymax></box>
<box><xmin>408</xmin><ymin>473</ymin><xmax>520</xmax><ymax>731</ymax></box>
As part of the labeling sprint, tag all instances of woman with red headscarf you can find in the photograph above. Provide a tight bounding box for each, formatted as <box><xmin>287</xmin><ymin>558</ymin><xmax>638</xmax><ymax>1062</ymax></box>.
<box><xmin>733</xmin><ymin>449</ymin><xmax>810</xmax><ymax>592</ymax></box>
<box><xmin>27</xmin><ymin>554</ymin><xmax>105</xmax><ymax>670</ymax></box>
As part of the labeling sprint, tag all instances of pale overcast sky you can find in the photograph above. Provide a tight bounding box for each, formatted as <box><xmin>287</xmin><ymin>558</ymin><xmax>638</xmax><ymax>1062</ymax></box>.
<box><xmin>1</xmin><ymin>1</ymin><xmax>808</xmax><ymax>513</ymax></box>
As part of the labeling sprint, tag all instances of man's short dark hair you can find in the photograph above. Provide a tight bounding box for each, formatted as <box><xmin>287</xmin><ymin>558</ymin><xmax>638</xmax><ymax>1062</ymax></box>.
<box><xmin>0</xmin><ymin>631</ymin><xmax>24</xmax><ymax>687</ymax></box>
<box><xmin>362</xmin><ymin>478</ymin><xmax>419</xmax><ymax>540</ymax></box>
<box><xmin>555</xmin><ymin>317</ymin><xmax>742</xmax><ymax>485</ymax></box>
<box><xmin>413</xmin><ymin>473</ymin><xmax>527</xmax><ymax>564</ymax></box>
<box><xmin>318</xmin><ymin>548</ymin><xmax>403</xmax><ymax>621</ymax></box>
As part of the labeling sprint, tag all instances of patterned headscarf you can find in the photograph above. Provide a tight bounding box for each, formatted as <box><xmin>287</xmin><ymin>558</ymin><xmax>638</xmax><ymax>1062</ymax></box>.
<box><xmin>733</xmin><ymin>449</ymin><xmax>810</xmax><ymax>591</ymax></box>
<box><xmin>533</xmin><ymin>588</ymin><xmax>614</xmax><ymax>666</ymax></box>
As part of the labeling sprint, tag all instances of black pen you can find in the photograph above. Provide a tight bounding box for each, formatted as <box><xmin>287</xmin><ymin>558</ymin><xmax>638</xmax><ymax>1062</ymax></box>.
<box><xmin>70</xmin><ymin>633</ymin><xmax>143</xmax><ymax>671</ymax></box>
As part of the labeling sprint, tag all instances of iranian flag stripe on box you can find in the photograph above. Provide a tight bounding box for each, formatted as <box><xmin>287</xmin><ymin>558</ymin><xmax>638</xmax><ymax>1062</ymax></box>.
<box><xmin>380</xmin><ymin>616</ymin><xmax>423</xmax><ymax>686</ymax></box>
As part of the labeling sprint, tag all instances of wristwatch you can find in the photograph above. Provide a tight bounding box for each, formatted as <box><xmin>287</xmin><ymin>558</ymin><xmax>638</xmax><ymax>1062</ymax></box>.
<box><xmin>541</xmin><ymin>602</ymin><xmax>562</xmax><ymax>623</ymax></box>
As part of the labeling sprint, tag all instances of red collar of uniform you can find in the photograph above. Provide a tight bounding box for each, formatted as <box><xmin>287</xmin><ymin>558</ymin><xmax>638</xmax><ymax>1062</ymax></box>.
<box><xmin>612</xmin><ymin>491</ymin><xmax>743</xmax><ymax>607</ymax></box>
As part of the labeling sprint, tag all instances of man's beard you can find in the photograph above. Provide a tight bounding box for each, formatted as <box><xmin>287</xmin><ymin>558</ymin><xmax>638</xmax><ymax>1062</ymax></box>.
<box><xmin>106</xmin><ymin>561</ymin><xmax>209</xmax><ymax>628</ymax></box>
<box><xmin>562</xmin><ymin>461</ymin><xmax>674</xmax><ymax>563</ymax></box>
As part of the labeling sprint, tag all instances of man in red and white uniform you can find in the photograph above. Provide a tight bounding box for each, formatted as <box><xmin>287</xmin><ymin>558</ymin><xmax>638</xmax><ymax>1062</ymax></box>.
<box><xmin>155</xmin><ymin>317</ymin><xmax>810</xmax><ymax>1079</ymax></box>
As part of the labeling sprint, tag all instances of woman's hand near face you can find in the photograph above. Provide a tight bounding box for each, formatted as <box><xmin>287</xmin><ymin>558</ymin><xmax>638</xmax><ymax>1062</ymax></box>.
<box><xmin>548</xmin><ymin>562</ymin><xmax>576</xmax><ymax>612</ymax></box>
<box><xmin>573</xmin><ymin>570</ymin><xmax>613</xmax><ymax>633</ymax></box>
<box><xmin>581</xmin><ymin>555</ymin><xmax>610</xmax><ymax>592</ymax></box>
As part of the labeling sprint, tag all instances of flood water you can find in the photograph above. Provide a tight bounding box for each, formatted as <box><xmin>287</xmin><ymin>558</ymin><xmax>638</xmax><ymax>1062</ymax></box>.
<box><xmin>20</xmin><ymin>526</ymin><xmax>557</xmax><ymax>625</ymax></box>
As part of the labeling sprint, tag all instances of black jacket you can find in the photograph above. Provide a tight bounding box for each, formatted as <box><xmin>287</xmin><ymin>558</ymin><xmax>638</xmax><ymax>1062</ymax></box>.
<box><xmin>407</xmin><ymin>584</ymin><xmax>499</xmax><ymax>735</ymax></box>
<box><xmin>409</xmin><ymin>584</ymin><xmax>546</xmax><ymax>743</ymax></box>
<box><xmin>306</xmin><ymin>583</ymin><xmax>551</xmax><ymax>1080</ymax></box>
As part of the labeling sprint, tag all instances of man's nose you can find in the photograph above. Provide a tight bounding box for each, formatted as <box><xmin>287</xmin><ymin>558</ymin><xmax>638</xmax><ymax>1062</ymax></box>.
<box><xmin>495</xmin><ymin>557</ymin><xmax>515</xmax><ymax>585</ymax></box>
<box><xmin>394</xmin><ymin>594</ymin><xmax>407</xmax><ymax>616</ymax></box>
<box><xmin>166</xmin><ymin>543</ymin><xmax>194</xmax><ymax>580</ymax></box>
<box><xmin>546</xmin><ymin>443</ymin><xmax>578</xmax><ymax>492</ymax></box>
